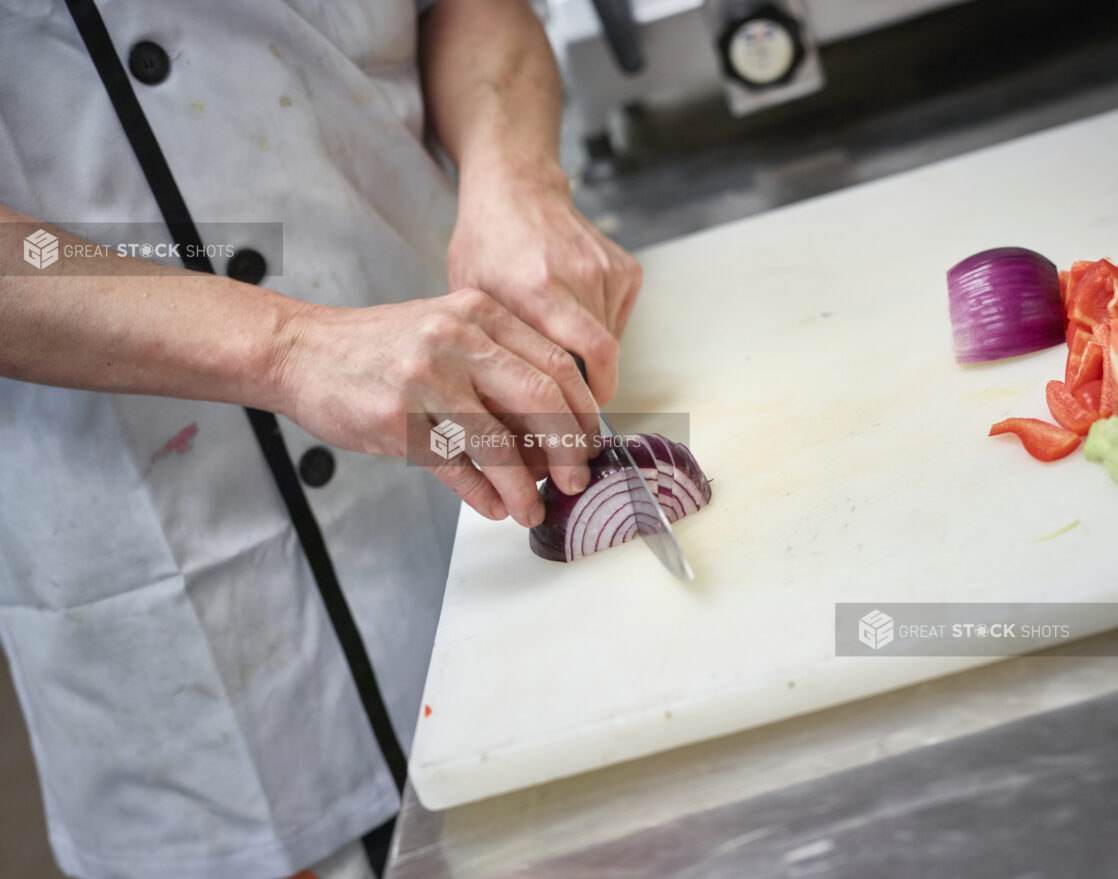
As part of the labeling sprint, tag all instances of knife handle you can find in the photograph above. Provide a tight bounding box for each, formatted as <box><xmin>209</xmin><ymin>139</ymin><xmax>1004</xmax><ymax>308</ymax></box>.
<box><xmin>568</xmin><ymin>351</ymin><xmax>589</xmax><ymax>385</ymax></box>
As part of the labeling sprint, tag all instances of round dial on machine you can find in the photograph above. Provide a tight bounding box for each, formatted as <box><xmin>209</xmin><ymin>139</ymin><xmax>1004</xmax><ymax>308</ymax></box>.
<box><xmin>719</xmin><ymin>5</ymin><xmax>806</xmax><ymax>88</ymax></box>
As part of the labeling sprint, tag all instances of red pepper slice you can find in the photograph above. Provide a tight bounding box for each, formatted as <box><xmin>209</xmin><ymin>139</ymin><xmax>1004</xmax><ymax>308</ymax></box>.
<box><xmin>1045</xmin><ymin>380</ymin><xmax>1097</xmax><ymax>435</ymax></box>
<box><xmin>1065</xmin><ymin>318</ymin><xmax>1086</xmax><ymax>349</ymax></box>
<box><xmin>1065</xmin><ymin>326</ymin><xmax>1095</xmax><ymax>387</ymax></box>
<box><xmin>1063</xmin><ymin>260</ymin><xmax>1095</xmax><ymax>309</ymax></box>
<box><xmin>989</xmin><ymin>418</ymin><xmax>1081</xmax><ymax>462</ymax></box>
<box><xmin>1109</xmin><ymin>311</ymin><xmax>1118</xmax><ymax>417</ymax></box>
<box><xmin>1096</xmin><ymin>321</ymin><xmax>1114</xmax><ymax>419</ymax></box>
<box><xmin>1069</xmin><ymin>339</ymin><xmax>1104</xmax><ymax>391</ymax></box>
<box><xmin>1073</xmin><ymin>379</ymin><xmax>1103</xmax><ymax>413</ymax></box>
<box><xmin>1068</xmin><ymin>260</ymin><xmax>1118</xmax><ymax>329</ymax></box>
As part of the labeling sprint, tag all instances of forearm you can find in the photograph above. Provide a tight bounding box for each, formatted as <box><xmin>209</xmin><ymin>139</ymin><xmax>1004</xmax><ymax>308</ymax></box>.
<box><xmin>418</xmin><ymin>0</ymin><xmax>641</xmax><ymax>402</ymax></box>
<box><xmin>0</xmin><ymin>206</ymin><xmax>303</xmax><ymax>411</ymax></box>
<box><xmin>419</xmin><ymin>0</ymin><xmax>567</xmax><ymax>191</ymax></box>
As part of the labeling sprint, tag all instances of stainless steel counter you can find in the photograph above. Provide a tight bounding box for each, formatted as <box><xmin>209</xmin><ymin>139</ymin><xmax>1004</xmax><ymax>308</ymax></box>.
<box><xmin>387</xmin><ymin>633</ymin><xmax>1118</xmax><ymax>878</ymax></box>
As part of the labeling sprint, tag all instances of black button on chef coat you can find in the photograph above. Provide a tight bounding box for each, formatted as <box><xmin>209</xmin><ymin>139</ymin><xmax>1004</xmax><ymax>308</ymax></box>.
<box><xmin>128</xmin><ymin>41</ymin><xmax>170</xmax><ymax>85</ymax></box>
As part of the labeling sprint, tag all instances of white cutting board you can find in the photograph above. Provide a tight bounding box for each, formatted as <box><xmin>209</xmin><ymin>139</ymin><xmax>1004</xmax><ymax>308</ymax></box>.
<box><xmin>409</xmin><ymin>110</ymin><xmax>1118</xmax><ymax>810</ymax></box>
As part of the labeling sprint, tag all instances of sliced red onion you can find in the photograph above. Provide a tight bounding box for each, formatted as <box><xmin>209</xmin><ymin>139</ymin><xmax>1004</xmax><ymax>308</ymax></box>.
<box><xmin>529</xmin><ymin>433</ymin><xmax>712</xmax><ymax>563</ymax></box>
<box><xmin>947</xmin><ymin>247</ymin><xmax>1065</xmax><ymax>364</ymax></box>
<box><xmin>629</xmin><ymin>433</ymin><xmax>683</xmax><ymax>521</ymax></box>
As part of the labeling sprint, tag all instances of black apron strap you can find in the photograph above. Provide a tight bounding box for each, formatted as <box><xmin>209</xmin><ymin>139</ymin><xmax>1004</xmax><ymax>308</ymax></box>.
<box><xmin>63</xmin><ymin>0</ymin><xmax>408</xmax><ymax>793</ymax></box>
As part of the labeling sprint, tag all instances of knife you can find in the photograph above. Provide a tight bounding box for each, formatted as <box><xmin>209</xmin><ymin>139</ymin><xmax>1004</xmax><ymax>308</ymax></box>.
<box><xmin>570</xmin><ymin>354</ymin><xmax>694</xmax><ymax>581</ymax></box>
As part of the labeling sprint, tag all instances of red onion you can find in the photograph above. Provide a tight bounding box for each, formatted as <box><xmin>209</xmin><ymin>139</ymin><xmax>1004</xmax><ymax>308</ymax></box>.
<box><xmin>529</xmin><ymin>433</ymin><xmax>712</xmax><ymax>563</ymax></box>
<box><xmin>947</xmin><ymin>247</ymin><xmax>1065</xmax><ymax>364</ymax></box>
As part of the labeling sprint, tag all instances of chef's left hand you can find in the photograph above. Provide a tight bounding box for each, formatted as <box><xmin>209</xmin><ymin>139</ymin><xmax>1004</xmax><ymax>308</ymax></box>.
<box><xmin>447</xmin><ymin>159</ymin><xmax>642</xmax><ymax>404</ymax></box>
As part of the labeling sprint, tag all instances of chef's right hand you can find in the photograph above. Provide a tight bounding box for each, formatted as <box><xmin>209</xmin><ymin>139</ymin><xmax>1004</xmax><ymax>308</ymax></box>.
<box><xmin>275</xmin><ymin>287</ymin><xmax>599</xmax><ymax>527</ymax></box>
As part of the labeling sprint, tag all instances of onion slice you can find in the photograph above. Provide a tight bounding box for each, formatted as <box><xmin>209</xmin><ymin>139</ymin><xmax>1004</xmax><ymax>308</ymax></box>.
<box><xmin>529</xmin><ymin>433</ymin><xmax>712</xmax><ymax>563</ymax></box>
<box><xmin>947</xmin><ymin>247</ymin><xmax>1065</xmax><ymax>364</ymax></box>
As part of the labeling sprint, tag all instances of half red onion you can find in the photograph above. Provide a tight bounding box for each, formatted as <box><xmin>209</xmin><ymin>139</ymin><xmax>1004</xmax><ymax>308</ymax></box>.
<box><xmin>947</xmin><ymin>247</ymin><xmax>1065</xmax><ymax>364</ymax></box>
<box><xmin>529</xmin><ymin>433</ymin><xmax>712</xmax><ymax>563</ymax></box>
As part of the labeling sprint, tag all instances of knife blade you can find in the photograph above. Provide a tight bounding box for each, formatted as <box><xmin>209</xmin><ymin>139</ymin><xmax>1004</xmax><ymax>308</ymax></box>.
<box><xmin>570</xmin><ymin>354</ymin><xmax>694</xmax><ymax>581</ymax></box>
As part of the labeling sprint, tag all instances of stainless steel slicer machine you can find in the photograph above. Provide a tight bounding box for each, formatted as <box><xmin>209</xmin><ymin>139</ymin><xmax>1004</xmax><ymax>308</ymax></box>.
<box><xmin>544</xmin><ymin>0</ymin><xmax>976</xmax><ymax>166</ymax></box>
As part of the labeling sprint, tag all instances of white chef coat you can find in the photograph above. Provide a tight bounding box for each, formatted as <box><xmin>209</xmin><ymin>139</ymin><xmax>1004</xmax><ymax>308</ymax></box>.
<box><xmin>0</xmin><ymin>2</ymin><xmax>460</xmax><ymax>878</ymax></box>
